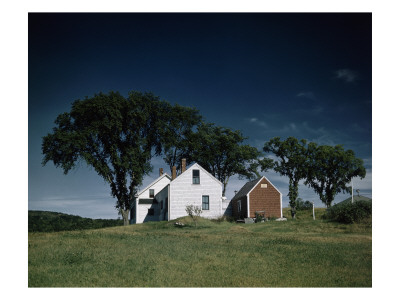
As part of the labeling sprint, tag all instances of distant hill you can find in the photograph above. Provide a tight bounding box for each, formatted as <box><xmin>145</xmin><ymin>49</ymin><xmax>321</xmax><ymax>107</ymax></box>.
<box><xmin>336</xmin><ymin>195</ymin><xmax>372</xmax><ymax>206</ymax></box>
<box><xmin>28</xmin><ymin>210</ymin><xmax>123</xmax><ymax>232</ymax></box>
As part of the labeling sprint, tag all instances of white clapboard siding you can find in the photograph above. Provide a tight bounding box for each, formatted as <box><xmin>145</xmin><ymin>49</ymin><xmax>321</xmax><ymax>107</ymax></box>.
<box><xmin>137</xmin><ymin>174</ymin><xmax>171</xmax><ymax>199</ymax></box>
<box><xmin>134</xmin><ymin>174</ymin><xmax>171</xmax><ymax>224</ymax></box>
<box><xmin>155</xmin><ymin>184</ymin><xmax>169</xmax><ymax>221</ymax></box>
<box><xmin>136</xmin><ymin>202</ymin><xmax>156</xmax><ymax>223</ymax></box>
<box><xmin>222</xmin><ymin>198</ymin><xmax>232</xmax><ymax>216</ymax></box>
<box><xmin>169</xmin><ymin>163</ymin><xmax>223</xmax><ymax>220</ymax></box>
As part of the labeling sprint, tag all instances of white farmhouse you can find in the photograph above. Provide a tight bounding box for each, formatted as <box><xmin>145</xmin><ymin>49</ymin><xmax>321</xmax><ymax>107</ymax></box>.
<box><xmin>169</xmin><ymin>161</ymin><xmax>223</xmax><ymax>220</ymax></box>
<box><xmin>130</xmin><ymin>159</ymin><xmax>224</xmax><ymax>224</ymax></box>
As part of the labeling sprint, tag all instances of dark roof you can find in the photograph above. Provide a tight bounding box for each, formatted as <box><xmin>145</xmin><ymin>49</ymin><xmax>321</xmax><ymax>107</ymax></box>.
<box><xmin>231</xmin><ymin>178</ymin><xmax>261</xmax><ymax>201</ymax></box>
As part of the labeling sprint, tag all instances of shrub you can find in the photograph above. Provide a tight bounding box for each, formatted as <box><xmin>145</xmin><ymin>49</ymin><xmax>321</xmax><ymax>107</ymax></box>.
<box><xmin>324</xmin><ymin>201</ymin><xmax>372</xmax><ymax>224</ymax></box>
<box><xmin>295</xmin><ymin>198</ymin><xmax>313</xmax><ymax>211</ymax></box>
<box><xmin>185</xmin><ymin>204</ymin><xmax>202</xmax><ymax>226</ymax></box>
<box><xmin>255</xmin><ymin>212</ymin><xmax>264</xmax><ymax>223</ymax></box>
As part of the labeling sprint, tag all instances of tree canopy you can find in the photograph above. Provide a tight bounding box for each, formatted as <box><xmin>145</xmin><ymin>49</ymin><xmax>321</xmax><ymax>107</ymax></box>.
<box><xmin>160</xmin><ymin>104</ymin><xmax>202</xmax><ymax>175</ymax></box>
<box><xmin>42</xmin><ymin>90</ymin><xmax>366</xmax><ymax>222</ymax></box>
<box><xmin>42</xmin><ymin>91</ymin><xmax>176</xmax><ymax>225</ymax></box>
<box><xmin>187</xmin><ymin>122</ymin><xmax>261</xmax><ymax>196</ymax></box>
<box><xmin>41</xmin><ymin>91</ymin><xmax>265</xmax><ymax>222</ymax></box>
<box><xmin>305</xmin><ymin>143</ymin><xmax>366</xmax><ymax>208</ymax></box>
<box><xmin>262</xmin><ymin>137</ymin><xmax>366</xmax><ymax>210</ymax></box>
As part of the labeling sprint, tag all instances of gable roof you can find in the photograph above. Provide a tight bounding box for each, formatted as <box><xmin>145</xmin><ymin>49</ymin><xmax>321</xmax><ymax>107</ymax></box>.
<box><xmin>231</xmin><ymin>176</ymin><xmax>282</xmax><ymax>201</ymax></box>
<box><xmin>231</xmin><ymin>177</ymin><xmax>261</xmax><ymax>201</ymax></box>
<box><xmin>137</xmin><ymin>173</ymin><xmax>172</xmax><ymax>197</ymax></box>
<box><xmin>175</xmin><ymin>162</ymin><xmax>223</xmax><ymax>186</ymax></box>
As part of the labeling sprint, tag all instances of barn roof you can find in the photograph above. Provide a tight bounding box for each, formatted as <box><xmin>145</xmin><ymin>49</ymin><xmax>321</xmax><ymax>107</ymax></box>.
<box><xmin>231</xmin><ymin>178</ymin><xmax>261</xmax><ymax>201</ymax></box>
<box><xmin>231</xmin><ymin>176</ymin><xmax>282</xmax><ymax>202</ymax></box>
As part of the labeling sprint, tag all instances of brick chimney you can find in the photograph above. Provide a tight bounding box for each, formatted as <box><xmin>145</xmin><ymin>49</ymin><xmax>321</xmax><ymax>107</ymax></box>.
<box><xmin>159</xmin><ymin>168</ymin><xmax>163</xmax><ymax>177</ymax></box>
<box><xmin>172</xmin><ymin>166</ymin><xmax>177</xmax><ymax>180</ymax></box>
<box><xmin>181</xmin><ymin>158</ymin><xmax>186</xmax><ymax>173</ymax></box>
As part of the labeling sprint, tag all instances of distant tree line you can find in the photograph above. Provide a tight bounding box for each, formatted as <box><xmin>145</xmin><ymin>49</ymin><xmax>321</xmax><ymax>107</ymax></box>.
<box><xmin>293</xmin><ymin>198</ymin><xmax>314</xmax><ymax>211</ymax></box>
<box><xmin>42</xmin><ymin>91</ymin><xmax>366</xmax><ymax>223</ymax></box>
<box><xmin>28</xmin><ymin>211</ymin><xmax>123</xmax><ymax>232</ymax></box>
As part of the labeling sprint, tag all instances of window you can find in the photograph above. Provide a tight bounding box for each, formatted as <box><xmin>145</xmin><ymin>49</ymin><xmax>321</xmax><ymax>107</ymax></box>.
<box><xmin>149</xmin><ymin>189</ymin><xmax>154</xmax><ymax>198</ymax></box>
<box><xmin>202</xmin><ymin>195</ymin><xmax>209</xmax><ymax>210</ymax></box>
<box><xmin>237</xmin><ymin>200</ymin><xmax>241</xmax><ymax>213</ymax></box>
<box><xmin>193</xmin><ymin>170</ymin><xmax>200</xmax><ymax>184</ymax></box>
<box><xmin>148</xmin><ymin>208</ymin><xmax>154</xmax><ymax>216</ymax></box>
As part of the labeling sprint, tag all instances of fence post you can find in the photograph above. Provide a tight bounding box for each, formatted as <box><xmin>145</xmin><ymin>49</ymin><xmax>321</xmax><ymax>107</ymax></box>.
<box><xmin>312</xmin><ymin>202</ymin><xmax>315</xmax><ymax>220</ymax></box>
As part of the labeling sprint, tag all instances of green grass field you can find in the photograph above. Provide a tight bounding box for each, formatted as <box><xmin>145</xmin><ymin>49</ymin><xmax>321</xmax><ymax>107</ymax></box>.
<box><xmin>28</xmin><ymin>208</ymin><xmax>371</xmax><ymax>287</ymax></box>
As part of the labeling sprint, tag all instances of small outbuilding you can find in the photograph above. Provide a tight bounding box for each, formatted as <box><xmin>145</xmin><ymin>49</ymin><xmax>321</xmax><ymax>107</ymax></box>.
<box><xmin>231</xmin><ymin>176</ymin><xmax>282</xmax><ymax>220</ymax></box>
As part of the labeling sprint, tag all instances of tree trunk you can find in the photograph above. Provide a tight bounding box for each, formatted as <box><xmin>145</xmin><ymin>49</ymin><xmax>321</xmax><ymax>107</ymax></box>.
<box><xmin>326</xmin><ymin>192</ymin><xmax>334</xmax><ymax>208</ymax></box>
<box><xmin>222</xmin><ymin>177</ymin><xmax>229</xmax><ymax>197</ymax></box>
<box><xmin>121</xmin><ymin>208</ymin><xmax>130</xmax><ymax>226</ymax></box>
<box><xmin>288</xmin><ymin>181</ymin><xmax>298</xmax><ymax>219</ymax></box>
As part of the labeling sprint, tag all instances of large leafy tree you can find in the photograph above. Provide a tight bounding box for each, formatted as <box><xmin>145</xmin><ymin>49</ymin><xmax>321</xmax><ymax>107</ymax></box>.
<box><xmin>188</xmin><ymin>122</ymin><xmax>261</xmax><ymax>196</ymax></box>
<box><xmin>261</xmin><ymin>137</ymin><xmax>308</xmax><ymax>213</ymax></box>
<box><xmin>305</xmin><ymin>143</ymin><xmax>366</xmax><ymax>208</ymax></box>
<box><xmin>42</xmin><ymin>91</ymin><xmax>172</xmax><ymax>225</ymax></box>
<box><xmin>161</xmin><ymin>104</ymin><xmax>202</xmax><ymax>175</ymax></box>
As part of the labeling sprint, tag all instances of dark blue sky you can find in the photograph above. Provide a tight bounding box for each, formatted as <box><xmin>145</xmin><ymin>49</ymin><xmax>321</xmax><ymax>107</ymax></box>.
<box><xmin>29</xmin><ymin>13</ymin><xmax>372</xmax><ymax>218</ymax></box>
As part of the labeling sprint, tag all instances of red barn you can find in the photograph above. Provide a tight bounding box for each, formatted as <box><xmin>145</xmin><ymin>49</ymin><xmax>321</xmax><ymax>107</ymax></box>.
<box><xmin>231</xmin><ymin>176</ymin><xmax>282</xmax><ymax>220</ymax></box>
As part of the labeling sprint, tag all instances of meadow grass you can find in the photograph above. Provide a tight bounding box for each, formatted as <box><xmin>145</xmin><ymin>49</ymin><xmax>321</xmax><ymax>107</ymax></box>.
<box><xmin>28</xmin><ymin>208</ymin><xmax>371</xmax><ymax>287</ymax></box>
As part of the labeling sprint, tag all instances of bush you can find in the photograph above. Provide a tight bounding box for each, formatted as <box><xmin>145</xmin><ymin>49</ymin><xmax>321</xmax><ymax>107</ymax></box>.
<box><xmin>255</xmin><ymin>212</ymin><xmax>264</xmax><ymax>223</ymax></box>
<box><xmin>185</xmin><ymin>204</ymin><xmax>202</xmax><ymax>226</ymax></box>
<box><xmin>295</xmin><ymin>198</ymin><xmax>313</xmax><ymax>211</ymax></box>
<box><xmin>324</xmin><ymin>201</ymin><xmax>372</xmax><ymax>224</ymax></box>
